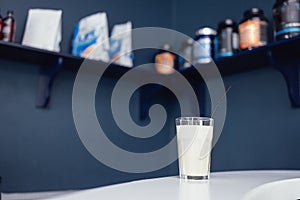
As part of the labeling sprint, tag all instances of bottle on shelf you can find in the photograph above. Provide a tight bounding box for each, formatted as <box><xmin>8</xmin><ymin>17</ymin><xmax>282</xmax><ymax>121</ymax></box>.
<box><xmin>155</xmin><ymin>44</ymin><xmax>176</xmax><ymax>75</ymax></box>
<box><xmin>273</xmin><ymin>0</ymin><xmax>300</xmax><ymax>40</ymax></box>
<box><xmin>216</xmin><ymin>19</ymin><xmax>239</xmax><ymax>59</ymax></box>
<box><xmin>193</xmin><ymin>27</ymin><xmax>217</xmax><ymax>64</ymax></box>
<box><xmin>179</xmin><ymin>38</ymin><xmax>194</xmax><ymax>69</ymax></box>
<box><xmin>239</xmin><ymin>8</ymin><xmax>269</xmax><ymax>50</ymax></box>
<box><xmin>2</xmin><ymin>10</ymin><xmax>16</xmax><ymax>42</ymax></box>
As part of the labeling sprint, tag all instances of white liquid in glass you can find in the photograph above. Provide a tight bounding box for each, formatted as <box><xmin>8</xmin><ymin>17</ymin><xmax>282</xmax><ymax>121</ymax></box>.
<box><xmin>177</xmin><ymin>125</ymin><xmax>213</xmax><ymax>178</ymax></box>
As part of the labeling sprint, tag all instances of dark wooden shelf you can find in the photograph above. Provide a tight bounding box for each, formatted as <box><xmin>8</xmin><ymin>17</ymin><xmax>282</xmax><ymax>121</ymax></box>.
<box><xmin>179</xmin><ymin>35</ymin><xmax>300</xmax><ymax>107</ymax></box>
<box><xmin>0</xmin><ymin>41</ymin><xmax>137</xmax><ymax>77</ymax></box>
<box><xmin>0</xmin><ymin>41</ymin><xmax>147</xmax><ymax>108</ymax></box>
<box><xmin>1</xmin><ymin>35</ymin><xmax>300</xmax><ymax>111</ymax></box>
<box><xmin>180</xmin><ymin>46</ymin><xmax>269</xmax><ymax>80</ymax></box>
<box><xmin>181</xmin><ymin>35</ymin><xmax>300</xmax><ymax>75</ymax></box>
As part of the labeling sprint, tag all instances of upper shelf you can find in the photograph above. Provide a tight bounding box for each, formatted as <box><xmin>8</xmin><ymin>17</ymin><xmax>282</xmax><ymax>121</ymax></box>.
<box><xmin>180</xmin><ymin>35</ymin><xmax>300</xmax><ymax>107</ymax></box>
<box><xmin>181</xmin><ymin>35</ymin><xmax>300</xmax><ymax>78</ymax></box>
<box><xmin>1</xmin><ymin>35</ymin><xmax>300</xmax><ymax>78</ymax></box>
<box><xmin>0</xmin><ymin>40</ymin><xmax>136</xmax><ymax>78</ymax></box>
<box><xmin>1</xmin><ymin>36</ymin><xmax>300</xmax><ymax>109</ymax></box>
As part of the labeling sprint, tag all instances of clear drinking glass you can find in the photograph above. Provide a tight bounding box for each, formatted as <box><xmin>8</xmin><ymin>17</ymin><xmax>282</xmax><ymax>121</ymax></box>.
<box><xmin>176</xmin><ymin>117</ymin><xmax>214</xmax><ymax>180</ymax></box>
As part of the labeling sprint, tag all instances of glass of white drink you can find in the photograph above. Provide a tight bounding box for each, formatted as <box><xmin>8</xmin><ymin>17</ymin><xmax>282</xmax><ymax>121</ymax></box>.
<box><xmin>176</xmin><ymin>117</ymin><xmax>214</xmax><ymax>180</ymax></box>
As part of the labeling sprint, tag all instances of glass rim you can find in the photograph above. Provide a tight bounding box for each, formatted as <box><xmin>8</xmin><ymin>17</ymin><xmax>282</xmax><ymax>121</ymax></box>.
<box><xmin>176</xmin><ymin>117</ymin><xmax>214</xmax><ymax>122</ymax></box>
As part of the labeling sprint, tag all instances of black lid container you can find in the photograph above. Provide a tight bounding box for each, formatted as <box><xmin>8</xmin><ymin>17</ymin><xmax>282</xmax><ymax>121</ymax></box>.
<box><xmin>216</xmin><ymin>19</ymin><xmax>239</xmax><ymax>58</ymax></box>
<box><xmin>193</xmin><ymin>27</ymin><xmax>217</xmax><ymax>64</ymax></box>
<box><xmin>239</xmin><ymin>8</ymin><xmax>269</xmax><ymax>50</ymax></box>
<box><xmin>154</xmin><ymin>44</ymin><xmax>177</xmax><ymax>74</ymax></box>
<box><xmin>273</xmin><ymin>0</ymin><xmax>300</xmax><ymax>40</ymax></box>
<box><xmin>2</xmin><ymin>10</ymin><xmax>16</xmax><ymax>42</ymax></box>
<box><xmin>179</xmin><ymin>38</ymin><xmax>194</xmax><ymax>69</ymax></box>
<box><xmin>242</xmin><ymin>8</ymin><xmax>268</xmax><ymax>20</ymax></box>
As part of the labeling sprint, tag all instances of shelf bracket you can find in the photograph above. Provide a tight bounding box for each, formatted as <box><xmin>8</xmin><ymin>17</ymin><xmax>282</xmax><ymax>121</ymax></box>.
<box><xmin>270</xmin><ymin>47</ymin><xmax>300</xmax><ymax>107</ymax></box>
<box><xmin>36</xmin><ymin>57</ymin><xmax>62</xmax><ymax>108</ymax></box>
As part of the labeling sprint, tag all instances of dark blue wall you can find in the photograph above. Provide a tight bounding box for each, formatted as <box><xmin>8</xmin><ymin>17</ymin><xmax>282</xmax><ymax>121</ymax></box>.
<box><xmin>0</xmin><ymin>59</ymin><xmax>178</xmax><ymax>192</ymax></box>
<box><xmin>171</xmin><ymin>0</ymin><xmax>300</xmax><ymax>171</ymax></box>
<box><xmin>1</xmin><ymin>0</ymin><xmax>300</xmax><ymax>193</ymax></box>
<box><xmin>0</xmin><ymin>0</ymin><xmax>177</xmax><ymax>192</ymax></box>
<box><xmin>212</xmin><ymin>68</ymin><xmax>300</xmax><ymax>171</ymax></box>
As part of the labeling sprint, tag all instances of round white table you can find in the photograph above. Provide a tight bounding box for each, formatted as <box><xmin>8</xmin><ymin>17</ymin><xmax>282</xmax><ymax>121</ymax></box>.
<box><xmin>2</xmin><ymin>170</ymin><xmax>300</xmax><ymax>200</ymax></box>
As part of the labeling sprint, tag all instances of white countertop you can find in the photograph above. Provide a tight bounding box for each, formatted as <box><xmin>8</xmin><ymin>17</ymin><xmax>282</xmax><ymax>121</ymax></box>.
<box><xmin>2</xmin><ymin>170</ymin><xmax>300</xmax><ymax>200</ymax></box>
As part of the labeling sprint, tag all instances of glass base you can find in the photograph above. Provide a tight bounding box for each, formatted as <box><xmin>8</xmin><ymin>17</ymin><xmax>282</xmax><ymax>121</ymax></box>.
<box><xmin>180</xmin><ymin>175</ymin><xmax>209</xmax><ymax>180</ymax></box>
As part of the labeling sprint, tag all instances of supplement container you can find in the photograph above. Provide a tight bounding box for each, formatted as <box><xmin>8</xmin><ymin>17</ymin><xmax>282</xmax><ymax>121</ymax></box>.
<box><xmin>273</xmin><ymin>0</ymin><xmax>300</xmax><ymax>40</ymax></box>
<box><xmin>239</xmin><ymin>8</ymin><xmax>269</xmax><ymax>50</ymax></box>
<box><xmin>216</xmin><ymin>19</ymin><xmax>239</xmax><ymax>58</ymax></box>
<box><xmin>155</xmin><ymin>44</ymin><xmax>176</xmax><ymax>75</ymax></box>
<box><xmin>193</xmin><ymin>27</ymin><xmax>217</xmax><ymax>64</ymax></box>
<box><xmin>2</xmin><ymin>10</ymin><xmax>16</xmax><ymax>42</ymax></box>
<box><xmin>179</xmin><ymin>38</ymin><xmax>194</xmax><ymax>69</ymax></box>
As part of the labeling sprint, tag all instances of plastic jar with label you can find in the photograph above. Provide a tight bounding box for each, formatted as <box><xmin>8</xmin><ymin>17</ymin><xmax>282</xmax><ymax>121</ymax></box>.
<box><xmin>155</xmin><ymin>44</ymin><xmax>176</xmax><ymax>75</ymax></box>
<box><xmin>179</xmin><ymin>38</ymin><xmax>194</xmax><ymax>69</ymax></box>
<box><xmin>2</xmin><ymin>10</ymin><xmax>15</xmax><ymax>42</ymax></box>
<box><xmin>216</xmin><ymin>19</ymin><xmax>239</xmax><ymax>58</ymax></box>
<box><xmin>193</xmin><ymin>27</ymin><xmax>217</xmax><ymax>64</ymax></box>
<box><xmin>273</xmin><ymin>0</ymin><xmax>300</xmax><ymax>40</ymax></box>
<box><xmin>239</xmin><ymin>8</ymin><xmax>269</xmax><ymax>50</ymax></box>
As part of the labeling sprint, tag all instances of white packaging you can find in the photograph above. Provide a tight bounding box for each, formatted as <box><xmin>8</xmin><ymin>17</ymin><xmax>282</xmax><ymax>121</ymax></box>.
<box><xmin>22</xmin><ymin>9</ymin><xmax>62</xmax><ymax>52</ymax></box>
<box><xmin>110</xmin><ymin>21</ymin><xmax>133</xmax><ymax>67</ymax></box>
<box><xmin>72</xmin><ymin>12</ymin><xmax>110</xmax><ymax>62</ymax></box>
